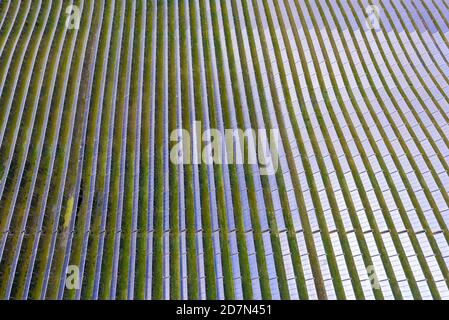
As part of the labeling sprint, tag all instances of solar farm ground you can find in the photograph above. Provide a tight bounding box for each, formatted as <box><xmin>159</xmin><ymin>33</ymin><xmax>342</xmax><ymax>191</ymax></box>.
<box><xmin>0</xmin><ymin>0</ymin><xmax>449</xmax><ymax>300</ymax></box>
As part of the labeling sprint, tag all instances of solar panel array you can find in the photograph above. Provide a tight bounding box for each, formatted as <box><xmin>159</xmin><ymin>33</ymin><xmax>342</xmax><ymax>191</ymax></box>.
<box><xmin>0</xmin><ymin>0</ymin><xmax>448</xmax><ymax>300</ymax></box>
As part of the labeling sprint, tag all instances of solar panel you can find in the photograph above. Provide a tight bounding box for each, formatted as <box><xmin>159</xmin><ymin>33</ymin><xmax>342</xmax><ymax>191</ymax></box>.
<box><xmin>270</xmin><ymin>278</ymin><xmax>281</xmax><ymax>299</ymax></box>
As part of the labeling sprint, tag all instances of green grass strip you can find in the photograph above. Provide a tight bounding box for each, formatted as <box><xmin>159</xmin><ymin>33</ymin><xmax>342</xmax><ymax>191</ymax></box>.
<box><xmin>151</xmin><ymin>0</ymin><xmax>166</xmax><ymax>300</ymax></box>
<box><xmin>179</xmin><ymin>0</ymin><xmax>198</xmax><ymax>300</ymax></box>
<box><xmin>168</xmin><ymin>0</ymin><xmax>181</xmax><ymax>300</ymax></box>
<box><xmin>134</xmin><ymin>0</ymin><xmax>153</xmax><ymax>300</ymax></box>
